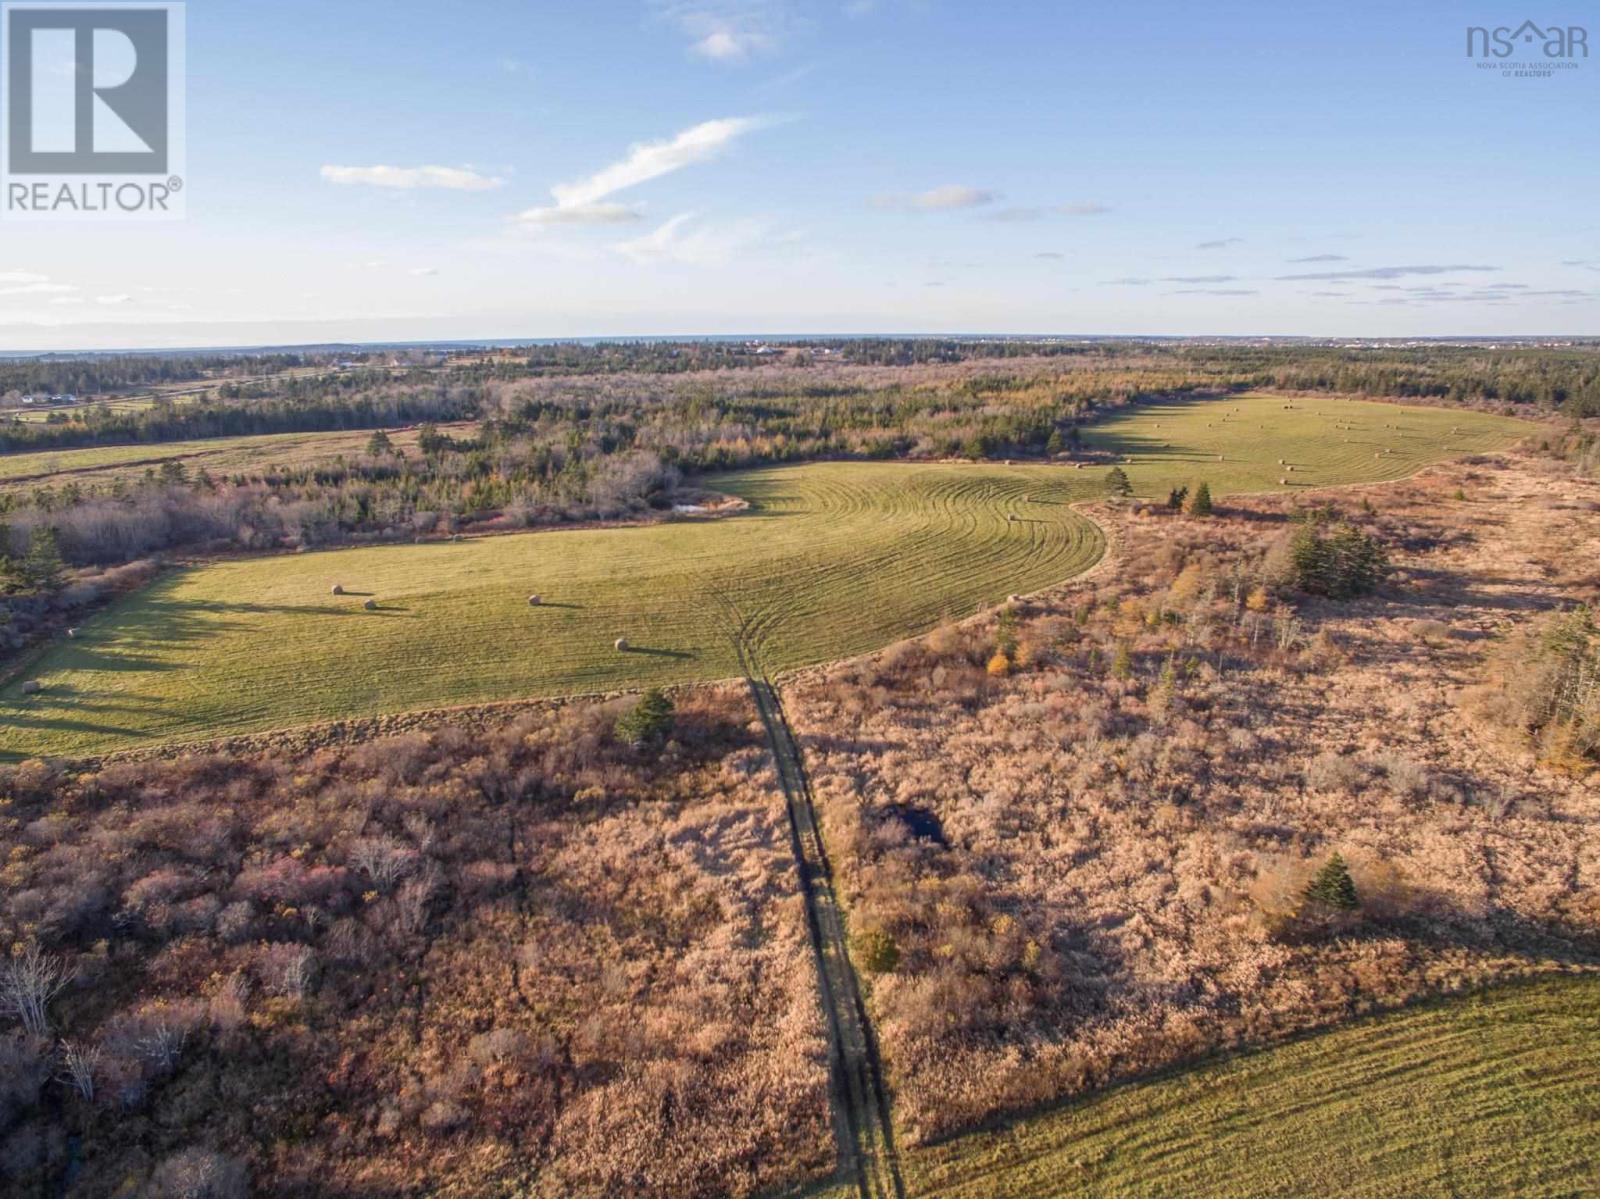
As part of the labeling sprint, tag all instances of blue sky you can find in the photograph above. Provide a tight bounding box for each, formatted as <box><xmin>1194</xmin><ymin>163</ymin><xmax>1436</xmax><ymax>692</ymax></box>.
<box><xmin>2</xmin><ymin>0</ymin><xmax>1597</xmax><ymax>348</ymax></box>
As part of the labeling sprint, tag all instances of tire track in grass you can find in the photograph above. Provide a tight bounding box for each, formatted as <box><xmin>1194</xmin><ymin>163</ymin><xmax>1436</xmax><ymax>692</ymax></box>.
<box><xmin>722</xmin><ymin>598</ymin><xmax>904</xmax><ymax>1199</ymax></box>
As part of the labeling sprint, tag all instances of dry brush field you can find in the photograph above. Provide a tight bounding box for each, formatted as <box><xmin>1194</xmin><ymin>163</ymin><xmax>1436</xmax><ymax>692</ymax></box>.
<box><xmin>0</xmin><ymin>687</ymin><xmax>833</xmax><ymax>1197</ymax></box>
<box><xmin>782</xmin><ymin>448</ymin><xmax>1600</xmax><ymax>1146</ymax></box>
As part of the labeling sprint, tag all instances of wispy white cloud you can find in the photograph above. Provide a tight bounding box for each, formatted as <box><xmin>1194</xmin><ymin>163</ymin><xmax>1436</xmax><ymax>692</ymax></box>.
<box><xmin>613</xmin><ymin>212</ymin><xmax>774</xmax><ymax>265</ymax></box>
<box><xmin>984</xmin><ymin>201</ymin><xmax>1110</xmax><ymax>222</ymax></box>
<box><xmin>1276</xmin><ymin>263</ymin><xmax>1499</xmax><ymax>281</ymax></box>
<box><xmin>874</xmin><ymin>184</ymin><xmax>997</xmax><ymax>211</ymax></box>
<box><xmin>320</xmin><ymin>164</ymin><xmax>504</xmax><ymax>191</ymax></box>
<box><xmin>409</xmin><ymin>267</ymin><xmax>439</xmax><ymax>277</ymax></box>
<box><xmin>0</xmin><ymin>271</ymin><xmax>51</xmax><ymax>285</ymax></box>
<box><xmin>1286</xmin><ymin>253</ymin><xmax>1347</xmax><ymax>263</ymax></box>
<box><xmin>518</xmin><ymin>201</ymin><xmax>645</xmax><ymax>227</ymax></box>
<box><xmin>656</xmin><ymin>1</ymin><xmax>789</xmax><ymax>61</ymax></box>
<box><xmin>515</xmin><ymin>116</ymin><xmax>768</xmax><ymax>226</ymax></box>
<box><xmin>96</xmin><ymin>294</ymin><xmax>133</xmax><ymax>305</ymax></box>
<box><xmin>0</xmin><ymin>282</ymin><xmax>76</xmax><ymax>297</ymax></box>
<box><xmin>1196</xmin><ymin>236</ymin><xmax>1244</xmax><ymax>250</ymax></box>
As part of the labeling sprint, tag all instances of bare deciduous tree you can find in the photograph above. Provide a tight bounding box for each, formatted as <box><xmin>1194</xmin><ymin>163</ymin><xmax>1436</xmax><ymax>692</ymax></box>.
<box><xmin>0</xmin><ymin>942</ymin><xmax>74</xmax><ymax>1037</ymax></box>
<box><xmin>348</xmin><ymin>835</ymin><xmax>417</xmax><ymax>892</ymax></box>
<box><xmin>59</xmin><ymin>1038</ymin><xmax>101</xmax><ymax>1102</ymax></box>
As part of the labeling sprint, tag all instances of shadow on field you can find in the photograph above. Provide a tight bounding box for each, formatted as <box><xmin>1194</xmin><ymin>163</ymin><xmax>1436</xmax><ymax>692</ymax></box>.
<box><xmin>622</xmin><ymin>645</ymin><xmax>697</xmax><ymax>660</ymax></box>
<box><xmin>0</xmin><ymin>685</ymin><xmax>175</xmax><ymax>756</ymax></box>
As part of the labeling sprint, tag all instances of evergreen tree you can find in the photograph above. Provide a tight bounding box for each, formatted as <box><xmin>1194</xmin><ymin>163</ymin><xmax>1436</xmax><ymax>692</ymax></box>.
<box><xmin>1045</xmin><ymin>428</ymin><xmax>1064</xmax><ymax>456</ymax></box>
<box><xmin>995</xmin><ymin>606</ymin><xmax>1020</xmax><ymax>659</ymax></box>
<box><xmin>1110</xmin><ymin>641</ymin><xmax>1133</xmax><ymax>679</ymax></box>
<box><xmin>1105</xmin><ymin>466</ymin><xmax>1133</xmax><ymax>497</ymax></box>
<box><xmin>22</xmin><ymin>527</ymin><xmax>63</xmax><ymax>592</ymax></box>
<box><xmin>615</xmin><ymin>687</ymin><xmax>675</xmax><ymax>748</ymax></box>
<box><xmin>1288</xmin><ymin>522</ymin><xmax>1388</xmax><ymax>599</ymax></box>
<box><xmin>367</xmin><ymin>429</ymin><xmax>396</xmax><ymax>456</ymax></box>
<box><xmin>0</xmin><ymin>519</ymin><xmax>18</xmax><ymax>592</ymax></box>
<box><xmin>1304</xmin><ymin>852</ymin><xmax>1359</xmax><ymax>912</ymax></box>
<box><xmin>1186</xmin><ymin>481</ymin><xmax>1214</xmax><ymax>517</ymax></box>
<box><xmin>852</xmin><ymin>928</ymin><xmax>900</xmax><ymax>975</ymax></box>
<box><xmin>1166</xmin><ymin>485</ymin><xmax>1188</xmax><ymax>511</ymax></box>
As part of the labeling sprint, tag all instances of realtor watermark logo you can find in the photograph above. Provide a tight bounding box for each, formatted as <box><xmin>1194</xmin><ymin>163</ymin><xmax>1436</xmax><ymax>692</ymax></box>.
<box><xmin>1</xmin><ymin>2</ymin><xmax>185</xmax><ymax>220</ymax></box>
<box><xmin>1466</xmin><ymin>19</ymin><xmax>1587</xmax><ymax>78</ymax></box>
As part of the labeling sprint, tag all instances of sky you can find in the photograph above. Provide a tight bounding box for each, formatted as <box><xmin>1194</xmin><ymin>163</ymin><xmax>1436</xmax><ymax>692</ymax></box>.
<box><xmin>0</xmin><ymin>0</ymin><xmax>1597</xmax><ymax>350</ymax></box>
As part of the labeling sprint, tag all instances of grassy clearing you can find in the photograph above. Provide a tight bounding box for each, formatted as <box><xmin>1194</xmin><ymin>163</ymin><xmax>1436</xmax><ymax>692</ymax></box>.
<box><xmin>889</xmin><ymin>977</ymin><xmax>1600</xmax><ymax>1199</ymax></box>
<box><xmin>1078</xmin><ymin>392</ymin><xmax>1521</xmax><ymax>495</ymax></box>
<box><xmin>0</xmin><ymin>423</ymin><xmax>470</xmax><ymax>488</ymax></box>
<box><xmin>0</xmin><ymin>396</ymin><xmax>1526</xmax><ymax>758</ymax></box>
<box><xmin>0</xmin><ymin>461</ymin><xmax>1101</xmax><ymax>757</ymax></box>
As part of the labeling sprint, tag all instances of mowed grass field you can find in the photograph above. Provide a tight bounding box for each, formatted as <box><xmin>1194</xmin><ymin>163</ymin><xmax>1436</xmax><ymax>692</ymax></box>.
<box><xmin>865</xmin><ymin>977</ymin><xmax>1599</xmax><ymax>1199</ymax></box>
<box><xmin>0</xmin><ymin>396</ymin><xmax>1527</xmax><ymax>758</ymax></box>
<box><xmin>1077</xmin><ymin>392</ymin><xmax>1520</xmax><ymax>495</ymax></box>
<box><xmin>0</xmin><ymin>423</ymin><xmax>473</xmax><ymax>489</ymax></box>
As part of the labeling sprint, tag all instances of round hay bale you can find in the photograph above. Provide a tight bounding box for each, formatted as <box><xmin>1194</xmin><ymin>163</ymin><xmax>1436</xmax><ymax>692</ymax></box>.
<box><xmin>528</xmin><ymin>595</ymin><xmax>542</xmax><ymax>607</ymax></box>
<box><xmin>1279</xmin><ymin>477</ymin><xmax>1289</xmax><ymax>486</ymax></box>
<box><xmin>1006</xmin><ymin>594</ymin><xmax>1023</xmax><ymax>605</ymax></box>
<box><xmin>1217</xmin><ymin>454</ymin><xmax>1225</xmax><ymax>461</ymax></box>
<box><xmin>21</xmin><ymin>680</ymin><xmax>42</xmax><ymax>695</ymax></box>
<box><xmin>614</xmin><ymin>637</ymin><xmax>630</xmax><ymax>652</ymax></box>
<box><xmin>1286</xmin><ymin>465</ymin><xmax>1294</xmax><ymax>472</ymax></box>
<box><xmin>331</xmin><ymin>584</ymin><xmax>345</xmax><ymax>595</ymax></box>
<box><xmin>363</xmin><ymin>599</ymin><xmax>379</xmax><ymax>611</ymax></box>
<box><xmin>1277</xmin><ymin>459</ymin><xmax>1285</xmax><ymax>465</ymax></box>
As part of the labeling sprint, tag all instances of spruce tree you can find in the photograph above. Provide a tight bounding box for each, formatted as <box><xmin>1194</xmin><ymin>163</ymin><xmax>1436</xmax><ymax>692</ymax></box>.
<box><xmin>1186</xmin><ymin>481</ymin><xmax>1214</xmax><ymax>517</ymax></box>
<box><xmin>0</xmin><ymin>519</ymin><xmax>16</xmax><ymax>592</ymax></box>
<box><xmin>1105</xmin><ymin>466</ymin><xmax>1133</xmax><ymax>497</ymax></box>
<box><xmin>615</xmin><ymin>687</ymin><xmax>675</xmax><ymax>748</ymax></box>
<box><xmin>1110</xmin><ymin>641</ymin><xmax>1133</xmax><ymax>680</ymax></box>
<box><xmin>1167</xmin><ymin>485</ymin><xmax>1188</xmax><ymax>511</ymax></box>
<box><xmin>1304</xmin><ymin>852</ymin><xmax>1359</xmax><ymax>912</ymax></box>
<box><xmin>22</xmin><ymin>527</ymin><xmax>63</xmax><ymax>592</ymax></box>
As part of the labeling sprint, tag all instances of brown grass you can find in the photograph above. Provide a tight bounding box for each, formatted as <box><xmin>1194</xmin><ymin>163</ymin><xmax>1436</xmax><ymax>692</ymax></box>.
<box><xmin>0</xmin><ymin>688</ymin><xmax>832</xmax><ymax>1196</ymax></box>
<box><xmin>782</xmin><ymin>450</ymin><xmax>1600</xmax><ymax>1144</ymax></box>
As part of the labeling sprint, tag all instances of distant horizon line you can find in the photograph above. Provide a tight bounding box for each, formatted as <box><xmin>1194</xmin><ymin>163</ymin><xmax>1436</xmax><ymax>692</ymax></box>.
<box><xmin>4</xmin><ymin>331</ymin><xmax>1598</xmax><ymax>359</ymax></box>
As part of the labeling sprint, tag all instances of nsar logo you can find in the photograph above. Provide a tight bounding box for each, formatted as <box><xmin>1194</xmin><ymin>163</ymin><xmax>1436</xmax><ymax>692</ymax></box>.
<box><xmin>1466</xmin><ymin>20</ymin><xmax>1587</xmax><ymax>78</ymax></box>
<box><xmin>2</xmin><ymin>2</ymin><xmax>186</xmax><ymax>221</ymax></box>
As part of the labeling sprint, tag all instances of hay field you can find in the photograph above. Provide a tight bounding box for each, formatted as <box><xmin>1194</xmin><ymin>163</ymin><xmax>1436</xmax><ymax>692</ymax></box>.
<box><xmin>891</xmin><ymin>978</ymin><xmax>1600</xmax><ymax>1199</ymax></box>
<box><xmin>1</xmin><ymin>462</ymin><xmax>1102</xmax><ymax>757</ymax></box>
<box><xmin>1078</xmin><ymin>392</ymin><xmax>1521</xmax><ymax>494</ymax></box>
<box><xmin>0</xmin><ymin>423</ymin><xmax>471</xmax><ymax>488</ymax></box>
<box><xmin>1</xmin><ymin>396</ymin><xmax>1527</xmax><ymax>758</ymax></box>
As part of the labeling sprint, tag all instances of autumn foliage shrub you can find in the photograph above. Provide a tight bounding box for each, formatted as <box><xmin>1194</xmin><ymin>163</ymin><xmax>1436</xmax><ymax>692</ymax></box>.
<box><xmin>785</xmin><ymin>466</ymin><xmax>1600</xmax><ymax>1144</ymax></box>
<box><xmin>0</xmin><ymin>689</ymin><xmax>831</xmax><ymax>1197</ymax></box>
